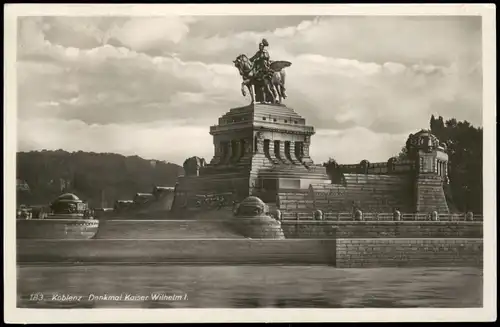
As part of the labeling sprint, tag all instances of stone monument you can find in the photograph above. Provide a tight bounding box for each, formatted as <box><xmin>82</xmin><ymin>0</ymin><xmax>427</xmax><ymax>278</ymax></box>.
<box><xmin>172</xmin><ymin>41</ymin><xmax>330</xmax><ymax>210</ymax></box>
<box><xmin>172</xmin><ymin>42</ymin><xmax>452</xmax><ymax>217</ymax></box>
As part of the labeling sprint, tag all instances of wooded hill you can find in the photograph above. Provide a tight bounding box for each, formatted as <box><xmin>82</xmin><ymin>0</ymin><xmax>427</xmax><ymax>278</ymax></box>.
<box><xmin>16</xmin><ymin>150</ymin><xmax>183</xmax><ymax>207</ymax></box>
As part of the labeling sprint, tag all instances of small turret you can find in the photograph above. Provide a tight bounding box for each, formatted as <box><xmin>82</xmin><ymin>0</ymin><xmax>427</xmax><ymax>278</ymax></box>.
<box><xmin>407</xmin><ymin>130</ymin><xmax>450</xmax><ymax>214</ymax></box>
<box><xmin>406</xmin><ymin>129</ymin><xmax>449</xmax><ymax>182</ymax></box>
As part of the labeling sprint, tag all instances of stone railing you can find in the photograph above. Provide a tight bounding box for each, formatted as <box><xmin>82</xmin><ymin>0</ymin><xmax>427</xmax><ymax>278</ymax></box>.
<box><xmin>277</xmin><ymin>211</ymin><xmax>483</xmax><ymax>222</ymax></box>
<box><xmin>336</xmin><ymin>160</ymin><xmax>415</xmax><ymax>175</ymax></box>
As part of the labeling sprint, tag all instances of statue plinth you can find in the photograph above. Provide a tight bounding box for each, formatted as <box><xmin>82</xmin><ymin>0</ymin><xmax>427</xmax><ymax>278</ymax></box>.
<box><xmin>173</xmin><ymin>103</ymin><xmax>330</xmax><ymax>210</ymax></box>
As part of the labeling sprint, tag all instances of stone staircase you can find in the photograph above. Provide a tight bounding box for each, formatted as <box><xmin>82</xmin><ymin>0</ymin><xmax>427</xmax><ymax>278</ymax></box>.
<box><xmin>276</xmin><ymin>174</ymin><xmax>415</xmax><ymax>217</ymax></box>
<box><xmin>257</xmin><ymin>163</ymin><xmax>328</xmax><ymax>179</ymax></box>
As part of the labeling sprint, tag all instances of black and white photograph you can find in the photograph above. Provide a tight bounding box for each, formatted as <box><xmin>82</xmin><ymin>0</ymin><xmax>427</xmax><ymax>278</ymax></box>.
<box><xmin>4</xmin><ymin>3</ymin><xmax>496</xmax><ymax>323</ymax></box>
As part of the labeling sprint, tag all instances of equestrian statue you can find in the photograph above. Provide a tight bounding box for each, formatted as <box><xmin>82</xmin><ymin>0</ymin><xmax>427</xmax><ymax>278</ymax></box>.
<box><xmin>233</xmin><ymin>39</ymin><xmax>291</xmax><ymax>104</ymax></box>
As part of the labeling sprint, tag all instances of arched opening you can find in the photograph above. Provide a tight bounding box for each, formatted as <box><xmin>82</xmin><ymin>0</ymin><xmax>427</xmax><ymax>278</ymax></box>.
<box><xmin>284</xmin><ymin>141</ymin><xmax>292</xmax><ymax>161</ymax></box>
<box><xmin>274</xmin><ymin>140</ymin><xmax>281</xmax><ymax>159</ymax></box>
<box><xmin>264</xmin><ymin>139</ymin><xmax>271</xmax><ymax>158</ymax></box>
<box><xmin>240</xmin><ymin>139</ymin><xmax>246</xmax><ymax>157</ymax></box>
<box><xmin>220</xmin><ymin>142</ymin><xmax>229</xmax><ymax>162</ymax></box>
<box><xmin>295</xmin><ymin>142</ymin><xmax>304</xmax><ymax>161</ymax></box>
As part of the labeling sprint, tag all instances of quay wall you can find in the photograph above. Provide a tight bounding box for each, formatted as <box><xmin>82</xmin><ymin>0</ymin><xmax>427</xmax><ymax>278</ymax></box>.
<box><xmin>279</xmin><ymin>221</ymin><xmax>482</xmax><ymax>239</ymax></box>
<box><xmin>16</xmin><ymin>219</ymin><xmax>483</xmax><ymax>268</ymax></box>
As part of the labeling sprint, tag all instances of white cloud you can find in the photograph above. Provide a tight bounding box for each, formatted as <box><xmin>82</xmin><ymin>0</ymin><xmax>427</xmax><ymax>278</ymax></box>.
<box><xmin>18</xmin><ymin>119</ymin><xmax>213</xmax><ymax>165</ymax></box>
<box><xmin>17</xmin><ymin>119</ymin><xmax>410</xmax><ymax>167</ymax></box>
<box><xmin>16</xmin><ymin>16</ymin><xmax>483</xmax><ymax>166</ymax></box>
<box><xmin>311</xmin><ymin>128</ymin><xmax>408</xmax><ymax>164</ymax></box>
<box><xmin>107</xmin><ymin>17</ymin><xmax>191</xmax><ymax>51</ymax></box>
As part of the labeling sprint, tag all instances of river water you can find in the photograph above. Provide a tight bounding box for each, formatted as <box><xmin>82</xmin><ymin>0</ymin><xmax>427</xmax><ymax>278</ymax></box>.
<box><xmin>18</xmin><ymin>265</ymin><xmax>482</xmax><ymax>308</ymax></box>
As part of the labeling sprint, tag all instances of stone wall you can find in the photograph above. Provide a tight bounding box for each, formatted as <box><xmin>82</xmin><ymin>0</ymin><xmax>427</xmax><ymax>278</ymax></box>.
<box><xmin>339</xmin><ymin>160</ymin><xmax>415</xmax><ymax>175</ymax></box>
<box><xmin>280</xmin><ymin>221</ymin><xmax>483</xmax><ymax>239</ymax></box>
<box><xmin>335</xmin><ymin>238</ymin><xmax>483</xmax><ymax>268</ymax></box>
<box><xmin>277</xmin><ymin>174</ymin><xmax>415</xmax><ymax>214</ymax></box>
<box><xmin>416</xmin><ymin>174</ymin><xmax>449</xmax><ymax>213</ymax></box>
<box><xmin>172</xmin><ymin>174</ymin><xmax>250</xmax><ymax>210</ymax></box>
<box><xmin>17</xmin><ymin>239</ymin><xmax>337</xmax><ymax>265</ymax></box>
<box><xmin>93</xmin><ymin>219</ymin><xmax>243</xmax><ymax>239</ymax></box>
<box><xmin>17</xmin><ymin>219</ymin><xmax>99</xmax><ymax>239</ymax></box>
<box><xmin>17</xmin><ymin>237</ymin><xmax>482</xmax><ymax>268</ymax></box>
<box><xmin>18</xmin><ymin>219</ymin><xmax>483</xmax><ymax>268</ymax></box>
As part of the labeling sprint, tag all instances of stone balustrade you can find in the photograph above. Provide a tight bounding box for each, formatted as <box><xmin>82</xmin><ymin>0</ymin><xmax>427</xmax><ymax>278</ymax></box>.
<box><xmin>279</xmin><ymin>211</ymin><xmax>483</xmax><ymax>222</ymax></box>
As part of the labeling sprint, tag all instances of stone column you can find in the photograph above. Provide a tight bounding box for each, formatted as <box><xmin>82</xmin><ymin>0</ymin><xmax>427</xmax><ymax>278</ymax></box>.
<box><xmin>444</xmin><ymin>162</ymin><xmax>449</xmax><ymax>183</ymax></box>
<box><xmin>224</xmin><ymin>141</ymin><xmax>233</xmax><ymax>164</ymax></box>
<box><xmin>287</xmin><ymin>141</ymin><xmax>299</xmax><ymax>164</ymax></box>
<box><xmin>303</xmin><ymin>143</ymin><xmax>310</xmax><ymax>157</ymax></box>
<box><xmin>273</xmin><ymin>140</ymin><xmax>281</xmax><ymax>160</ymax></box>
<box><xmin>289</xmin><ymin>141</ymin><xmax>299</xmax><ymax>163</ymax></box>
<box><xmin>239</xmin><ymin>137</ymin><xmax>254</xmax><ymax>165</ymax></box>
<box><xmin>254</xmin><ymin>133</ymin><xmax>264</xmax><ymax>154</ymax></box>
<box><xmin>231</xmin><ymin>140</ymin><xmax>242</xmax><ymax>162</ymax></box>
<box><xmin>210</xmin><ymin>142</ymin><xmax>223</xmax><ymax>165</ymax></box>
<box><xmin>277</xmin><ymin>140</ymin><xmax>291</xmax><ymax>164</ymax></box>
<box><xmin>301</xmin><ymin>136</ymin><xmax>313</xmax><ymax>165</ymax></box>
<box><xmin>240</xmin><ymin>138</ymin><xmax>251</xmax><ymax>157</ymax></box>
<box><xmin>294</xmin><ymin>142</ymin><xmax>304</xmax><ymax>161</ymax></box>
<box><xmin>266</xmin><ymin>139</ymin><xmax>279</xmax><ymax>163</ymax></box>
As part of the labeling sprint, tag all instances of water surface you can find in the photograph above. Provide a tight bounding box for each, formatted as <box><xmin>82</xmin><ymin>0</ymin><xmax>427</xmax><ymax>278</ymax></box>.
<box><xmin>18</xmin><ymin>265</ymin><xmax>482</xmax><ymax>308</ymax></box>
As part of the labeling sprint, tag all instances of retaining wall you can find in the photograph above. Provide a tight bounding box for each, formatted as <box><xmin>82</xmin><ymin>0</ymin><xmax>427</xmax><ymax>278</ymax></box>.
<box><xmin>16</xmin><ymin>219</ymin><xmax>99</xmax><ymax>239</ymax></box>
<box><xmin>17</xmin><ymin>219</ymin><xmax>483</xmax><ymax>268</ymax></box>
<box><xmin>17</xmin><ymin>237</ymin><xmax>482</xmax><ymax>268</ymax></box>
<box><xmin>277</xmin><ymin>174</ymin><xmax>414</xmax><ymax>213</ymax></box>
<box><xmin>280</xmin><ymin>221</ymin><xmax>483</xmax><ymax>239</ymax></box>
<box><xmin>93</xmin><ymin>219</ymin><xmax>242</xmax><ymax>239</ymax></box>
<box><xmin>17</xmin><ymin>239</ymin><xmax>337</xmax><ymax>265</ymax></box>
<box><xmin>335</xmin><ymin>238</ymin><xmax>483</xmax><ymax>268</ymax></box>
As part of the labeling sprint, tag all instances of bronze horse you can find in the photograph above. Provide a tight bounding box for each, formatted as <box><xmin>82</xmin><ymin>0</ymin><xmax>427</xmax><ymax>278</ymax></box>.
<box><xmin>233</xmin><ymin>54</ymin><xmax>288</xmax><ymax>104</ymax></box>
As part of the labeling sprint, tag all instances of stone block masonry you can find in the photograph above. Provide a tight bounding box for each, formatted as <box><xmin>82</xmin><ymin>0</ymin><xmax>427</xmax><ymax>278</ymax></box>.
<box><xmin>416</xmin><ymin>174</ymin><xmax>449</xmax><ymax>213</ymax></box>
<box><xmin>280</xmin><ymin>221</ymin><xmax>483</xmax><ymax>239</ymax></box>
<box><xmin>18</xmin><ymin>220</ymin><xmax>483</xmax><ymax>268</ymax></box>
<box><xmin>335</xmin><ymin>238</ymin><xmax>483</xmax><ymax>268</ymax></box>
<box><xmin>279</xmin><ymin>221</ymin><xmax>483</xmax><ymax>267</ymax></box>
<box><xmin>17</xmin><ymin>239</ymin><xmax>337</xmax><ymax>265</ymax></box>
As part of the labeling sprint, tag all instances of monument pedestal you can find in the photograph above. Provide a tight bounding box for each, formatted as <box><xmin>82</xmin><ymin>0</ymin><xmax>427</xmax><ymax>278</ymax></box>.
<box><xmin>172</xmin><ymin>103</ymin><xmax>331</xmax><ymax>210</ymax></box>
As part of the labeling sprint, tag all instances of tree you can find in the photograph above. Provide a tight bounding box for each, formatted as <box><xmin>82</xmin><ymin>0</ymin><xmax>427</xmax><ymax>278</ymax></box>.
<box><xmin>396</xmin><ymin>146</ymin><xmax>409</xmax><ymax>160</ymax></box>
<box><xmin>431</xmin><ymin>116</ymin><xmax>482</xmax><ymax>213</ymax></box>
<box><xmin>395</xmin><ymin>115</ymin><xmax>482</xmax><ymax>213</ymax></box>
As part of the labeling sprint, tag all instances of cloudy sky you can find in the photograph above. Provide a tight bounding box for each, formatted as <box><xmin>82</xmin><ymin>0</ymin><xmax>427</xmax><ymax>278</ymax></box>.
<box><xmin>17</xmin><ymin>15</ymin><xmax>482</xmax><ymax>165</ymax></box>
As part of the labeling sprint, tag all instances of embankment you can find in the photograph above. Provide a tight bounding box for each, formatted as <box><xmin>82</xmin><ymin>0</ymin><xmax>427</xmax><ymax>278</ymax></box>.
<box><xmin>280</xmin><ymin>221</ymin><xmax>482</xmax><ymax>239</ymax></box>
<box><xmin>16</xmin><ymin>219</ymin><xmax>99</xmax><ymax>239</ymax></box>
<box><xmin>17</xmin><ymin>219</ymin><xmax>483</xmax><ymax>268</ymax></box>
<box><xmin>93</xmin><ymin>219</ymin><xmax>242</xmax><ymax>239</ymax></box>
<box><xmin>17</xmin><ymin>239</ymin><xmax>337</xmax><ymax>265</ymax></box>
<box><xmin>335</xmin><ymin>238</ymin><xmax>482</xmax><ymax>268</ymax></box>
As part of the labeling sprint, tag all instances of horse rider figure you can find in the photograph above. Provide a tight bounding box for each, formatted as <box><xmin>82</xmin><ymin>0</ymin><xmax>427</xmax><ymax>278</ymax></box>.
<box><xmin>250</xmin><ymin>39</ymin><xmax>273</xmax><ymax>82</ymax></box>
<box><xmin>233</xmin><ymin>39</ymin><xmax>290</xmax><ymax>104</ymax></box>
